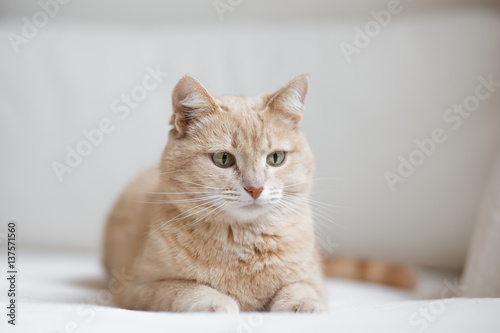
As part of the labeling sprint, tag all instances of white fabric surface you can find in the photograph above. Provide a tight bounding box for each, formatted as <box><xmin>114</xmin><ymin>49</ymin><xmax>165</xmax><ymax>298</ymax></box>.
<box><xmin>1</xmin><ymin>250</ymin><xmax>499</xmax><ymax>332</ymax></box>
<box><xmin>462</xmin><ymin>148</ymin><xmax>500</xmax><ymax>297</ymax></box>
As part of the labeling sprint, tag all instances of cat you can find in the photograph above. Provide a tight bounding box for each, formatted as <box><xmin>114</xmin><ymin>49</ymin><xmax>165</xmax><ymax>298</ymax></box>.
<box><xmin>103</xmin><ymin>75</ymin><xmax>415</xmax><ymax>313</ymax></box>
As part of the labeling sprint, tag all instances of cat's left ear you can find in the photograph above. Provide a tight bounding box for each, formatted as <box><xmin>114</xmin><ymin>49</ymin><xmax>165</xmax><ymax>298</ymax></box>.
<box><xmin>266</xmin><ymin>74</ymin><xmax>309</xmax><ymax>127</ymax></box>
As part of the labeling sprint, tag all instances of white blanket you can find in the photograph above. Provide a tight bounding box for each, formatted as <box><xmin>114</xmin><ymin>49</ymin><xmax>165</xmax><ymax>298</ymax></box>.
<box><xmin>2</xmin><ymin>250</ymin><xmax>499</xmax><ymax>332</ymax></box>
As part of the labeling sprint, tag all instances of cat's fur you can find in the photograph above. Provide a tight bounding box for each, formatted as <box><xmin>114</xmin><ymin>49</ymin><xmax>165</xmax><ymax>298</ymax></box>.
<box><xmin>103</xmin><ymin>75</ymin><xmax>415</xmax><ymax>313</ymax></box>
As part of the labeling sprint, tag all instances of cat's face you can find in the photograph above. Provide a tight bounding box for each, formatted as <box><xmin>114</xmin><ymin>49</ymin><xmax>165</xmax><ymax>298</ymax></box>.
<box><xmin>161</xmin><ymin>75</ymin><xmax>314</xmax><ymax>223</ymax></box>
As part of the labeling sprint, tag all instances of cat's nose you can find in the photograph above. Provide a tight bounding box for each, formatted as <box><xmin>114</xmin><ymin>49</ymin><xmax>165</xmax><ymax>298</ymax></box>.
<box><xmin>245</xmin><ymin>186</ymin><xmax>264</xmax><ymax>200</ymax></box>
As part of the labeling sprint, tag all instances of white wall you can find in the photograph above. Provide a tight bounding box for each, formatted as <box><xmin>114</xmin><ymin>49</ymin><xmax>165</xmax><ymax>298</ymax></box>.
<box><xmin>1</xmin><ymin>1</ymin><xmax>500</xmax><ymax>270</ymax></box>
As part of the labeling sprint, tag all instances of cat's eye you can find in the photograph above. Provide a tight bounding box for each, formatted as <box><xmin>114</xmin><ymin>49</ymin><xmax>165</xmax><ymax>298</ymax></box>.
<box><xmin>267</xmin><ymin>151</ymin><xmax>286</xmax><ymax>166</ymax></box>
<box><xmin>211</xmin><ymin>152</ymin><xmax>235</xmax><ymax>168</ymax></box>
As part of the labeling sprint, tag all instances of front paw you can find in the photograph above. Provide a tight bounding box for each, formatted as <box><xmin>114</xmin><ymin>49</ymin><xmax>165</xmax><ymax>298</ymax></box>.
<box><xmin>269</xmin><ymin>282</ymin><xmax>326</xmax><ymax>313</ymax></box>
<box><xmin>172</xmin><ymin>287</ymin><xmax>239</xmax><ymax>313</ymax></box>
<box><xmin>270</xmin><ymin>297</ymin><xmax>325</xmax><ymax>313</ymax></box>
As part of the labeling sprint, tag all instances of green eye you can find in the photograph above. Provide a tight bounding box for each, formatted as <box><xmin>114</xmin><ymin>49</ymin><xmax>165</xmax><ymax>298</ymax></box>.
<box><xmin>267</xmin><ymin>151</ymin><xmax>286</xmax><ymax>166</ymax></box>
<box><xmin>211</xmin><ymin>152</ymin><xmax>235</xmax><ymax>168</ymax></box>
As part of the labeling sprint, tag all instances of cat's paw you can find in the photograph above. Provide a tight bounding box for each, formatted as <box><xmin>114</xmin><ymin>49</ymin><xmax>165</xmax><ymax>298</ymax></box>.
<box><xmin>192</xmin><ymin>295</ymin><xmax>239</xmax><ymax>313</ymax></box>
<box><xmin>172</xmin><ymin>288</ymin><xmax>239</xmax><ymax>313</ymax></box>
<box><xmin>269</xmin><ymin>282</ymin><xmax>326</xmax><ymax>313</ymax></box>
<box><xmin>270</xmin><ymin>297</ymin><xmax>326</xmax><ymax>313</ymax></box>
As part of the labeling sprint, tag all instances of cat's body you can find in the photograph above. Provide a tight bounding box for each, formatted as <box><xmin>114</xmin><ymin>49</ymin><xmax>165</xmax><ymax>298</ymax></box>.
<box><xmin>103</xmin><ymin>75</ymin><xmax>414</xmax><ymax>313</ymax></box>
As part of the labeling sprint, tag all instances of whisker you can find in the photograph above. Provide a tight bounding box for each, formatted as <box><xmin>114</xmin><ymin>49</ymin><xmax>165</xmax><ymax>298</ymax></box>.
<box><xmin>173</xmin><ymin>198</ymin><xmax>223</xmax><ymax>229</ymax></box>
<box><xmin>282</xmin><ymin>180</ymin><xmax>312</xmax><ymax>189</ymax></box>
<box><xmin>282</xmin><ymin>193</ymin><xmax>337</xmax><ymax>211</ymax></box>
<box><xmin>145</xmin><ymin>198</ymin><xmax>220</xmax><ymax>238</ymax></box>
<box><xmin>157</xmin><ymin>170</ymin><xmax>179</xmax><ymax>176</ymax></box>
<box><xmin>285</xmin><ymin>201</ymin><xmax>339</xmax><ymax>221</ymax></box>
<box><xmin>283</xmin><ymin>192</ymin><xmax>350</xmax><ymax>211</ymax></box>
<box><xmin>282</xmin><ymin>177</ymin><xmax>341</xmax><ymax>189</ymax></box>
<box><xmin>280</xmin><ymin>196</ymin><xmax>345</xmax><ymax>230</ymax></box>
<box><xmin>276</xmin><ymin>200</ymin><xmax>309</xmax><ymax>220</ymax></box>
<box><xmin>282</xmin><ymin>194</ymin><xmax>334</xmax><ymax>214</ymax></box>
<box><xmin>135</xmin><ymin>194</ymin><xmax>221</xmax><ymax>205</ymax></box>
<box><xmin>171</xmin><ymin>178</ymin><xmax>224</xmax><ymax>190</ymax></box>
<box><xmin>140</xmin><ymin>191</ymin><xmax>214</xmax><ymax>195</ymax></box>
<box><xmin>177</xmin><ymin>201</ymin><xmax>228</xmax><ymax>231</ymax></box>
<box><xmin>277</xmin><ymin>201</ymin><xmax>339</xmax><ymax>248</ymax></box>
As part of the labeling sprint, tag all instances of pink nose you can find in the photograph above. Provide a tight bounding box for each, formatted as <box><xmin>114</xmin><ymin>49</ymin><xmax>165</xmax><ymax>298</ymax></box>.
<box><xmin>245</xmin><ymin>186</ymin><xmax>264</xmax><ymax>200</ymax></box>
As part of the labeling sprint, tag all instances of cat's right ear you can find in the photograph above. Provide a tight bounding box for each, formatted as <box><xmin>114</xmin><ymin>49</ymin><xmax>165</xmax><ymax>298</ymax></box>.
<box><xmin>170</xmin><ymin>76</ymin><xmax>219</xmax><ymax>137</ymax></box>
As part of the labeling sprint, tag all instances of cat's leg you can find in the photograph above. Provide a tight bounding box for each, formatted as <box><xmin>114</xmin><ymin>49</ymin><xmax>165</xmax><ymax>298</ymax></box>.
<box><xmin>268</xmin><ymin>282</ymin><xmax>326</xmax><ymax>313</ymax></box>
<box><xmin>119</xmin><ymin>280</ymin><xmax>239</xmax><ymax>313</ymax></box>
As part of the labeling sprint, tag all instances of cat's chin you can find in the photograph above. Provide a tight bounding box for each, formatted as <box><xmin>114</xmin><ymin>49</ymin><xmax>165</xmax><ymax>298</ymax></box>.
<box><xmin>224</xmin><ymin>203</ymin><xmax>273</xmax><ymax>222</ymax></box>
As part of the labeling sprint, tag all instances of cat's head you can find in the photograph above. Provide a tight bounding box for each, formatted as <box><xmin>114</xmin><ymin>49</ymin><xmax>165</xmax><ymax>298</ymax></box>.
<box><xmin>160</xmin><ymin>75</ymin><xmax>314</xmax><ymax>223</ymax></box>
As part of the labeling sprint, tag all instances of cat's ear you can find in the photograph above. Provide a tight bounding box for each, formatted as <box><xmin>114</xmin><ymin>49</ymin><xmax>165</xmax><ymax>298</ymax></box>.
<box><xmin>266</xmin><ymin>74</ymin><xmax>309</xmax><ymax>127</ymax></box>
<box><xmin>170</xmin><ymin>75</ymin><xmax>219</xmax><ymax>137</ymax></box>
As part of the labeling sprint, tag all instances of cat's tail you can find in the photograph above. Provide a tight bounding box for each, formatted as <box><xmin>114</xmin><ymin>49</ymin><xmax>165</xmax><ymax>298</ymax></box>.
<box><xmin>322</xmin><ymin>256</ymin><xmax>417</xmax><ymax>290</ymax></box>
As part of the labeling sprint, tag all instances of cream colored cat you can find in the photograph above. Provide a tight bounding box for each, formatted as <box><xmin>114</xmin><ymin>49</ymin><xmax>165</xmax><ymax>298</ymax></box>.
<box><xmin>103</xmin><ymin>75</ymin><xmax>414</xmax><ymax>313</ymax></box>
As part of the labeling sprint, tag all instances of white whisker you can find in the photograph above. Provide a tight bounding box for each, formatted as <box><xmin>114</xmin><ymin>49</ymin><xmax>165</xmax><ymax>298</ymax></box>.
<box><xmin>171</xmin><ymin>178</ymin><xmax>224</xmax><ymax>190</ymax></box>
<box><xmin>280</xmin><ymin>196</ymin><xmax>345</xmax><ymax>230</ymax></box>
<box><xmin>157</xmin><ymin>170</ymin><xmax>179</xmax><ymax>176</ymax></box>
<box><xmin>145</xmin><ymin>198</ymin><xmax>221</xmax><ymax>238</ymax></box>
<box><xmin>282</xmin><ymin>193</ymin><xmax>338</xmax><ymax>211</ymax></box>
<box><xmin>136</xmin><ymin>195</ymin><xmax>221</xmax><ymax>205</ymax></box>
<box><xmin>177</xmin><ymin>201</ymin><xmax>228</xmax><ymax>231</ymax></box>
<box><xmin>140</xmin><ymin>191</ymin><xmax>214</xmax><ymax>195</ymax></box>
<box><xmin>283</xmin><ymin>177</ymin><xmax>340</xmax><ymax>189</ymax></box>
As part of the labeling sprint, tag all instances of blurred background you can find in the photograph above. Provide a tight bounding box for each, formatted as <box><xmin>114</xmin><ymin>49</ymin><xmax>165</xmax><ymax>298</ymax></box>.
<box><xmin>1</xmin><ymin>0</ymin><xmax>499</xmax><ymax>271</ymax></box>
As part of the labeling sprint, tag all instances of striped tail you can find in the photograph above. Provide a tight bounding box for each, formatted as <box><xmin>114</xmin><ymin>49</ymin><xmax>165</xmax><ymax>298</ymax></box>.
<box><xmin>322</xmin><ymin>256</ymin><xmax>417</xmax><ymax>290</ymax></box>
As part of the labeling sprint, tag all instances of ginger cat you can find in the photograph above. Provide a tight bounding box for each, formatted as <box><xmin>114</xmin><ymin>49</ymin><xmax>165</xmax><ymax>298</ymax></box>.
<box><xmin>103</xmin><ymin>75</ymin><xmax>415</xmax><ymax>313</ymax></box>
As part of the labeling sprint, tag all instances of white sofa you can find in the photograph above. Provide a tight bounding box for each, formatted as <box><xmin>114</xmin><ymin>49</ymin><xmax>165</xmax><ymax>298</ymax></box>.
<box><xmin>1</xmin><ymin>0</ymin><xmax>499</xmax><ymax>331</ymax></box>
